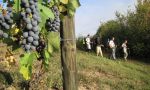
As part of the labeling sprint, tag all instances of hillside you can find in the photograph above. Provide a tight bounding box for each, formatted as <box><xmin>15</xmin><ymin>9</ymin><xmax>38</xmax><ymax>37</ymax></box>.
<box><xmin>0</xmin><ymin>50</ymin><xmax>150</xmax><ymax>90</ymax></box>
<box><xmin>77</xmin><ymin>51</ymin><xmax>150</xmax><ymax>90</ymax></box>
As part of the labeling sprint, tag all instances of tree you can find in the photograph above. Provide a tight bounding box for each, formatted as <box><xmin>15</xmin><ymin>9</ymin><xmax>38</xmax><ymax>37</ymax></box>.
<box><xmin>96</xmin><ymin>0</ymin><xmax>150</xmax><ymax>60</ymax></box>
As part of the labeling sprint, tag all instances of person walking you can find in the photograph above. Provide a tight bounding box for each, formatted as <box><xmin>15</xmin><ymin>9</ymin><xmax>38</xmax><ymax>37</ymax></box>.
<box><xmin>85</xmin><ymin>34</ymin><xmax>91</xmax><ymax>52</ymax></box>
<box><xmin>109</xmin><ymin>37</ymin><xmax>116</xmax><ymax>60</ymax></box>
<box><xmin>122</xmin><ymin>40</ymin><xmax>128</xmax><ymax>60</ymax></box>
<box><xmin>95</xmin><ymin>36</ymin><xmax>104</xmax><ymax>57</ymax></box>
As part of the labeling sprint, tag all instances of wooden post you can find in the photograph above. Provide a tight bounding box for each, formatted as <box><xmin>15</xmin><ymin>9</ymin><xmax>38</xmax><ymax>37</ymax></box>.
<box><xmin>60</xmin><ymin>16</ymin><xmax>77</xmax><ymax>90</ymax></box>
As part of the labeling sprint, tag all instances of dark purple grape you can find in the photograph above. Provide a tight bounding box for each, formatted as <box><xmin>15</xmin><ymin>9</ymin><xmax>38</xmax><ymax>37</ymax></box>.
<box><xmin>2</xmin><ymin>22</ymin><xmax>7</xmax><ymax>27</ymax></box>
<box><xmin>0</xmin><ymin>30</ymin><xmax>3</xmax><ymax>36</ymax></box>
<box><xmin>28</xmin><ymin>37</ymin><xmax>34</xmax><ymax>43</ymax></box>
<box><xmin>25</xmin><ymin>3</ymin><xmax>29</xmax><ymax>8</ymax></box>
<box><xmin>32</xmin><ymin>26</ymin><xmax>38</xmax><ymax>32</ymax></box>
<box><xmin>25</xmin><ymin>44</ymin><xmax>31</xmax><ymax>50</ymax></box>
<box><xmin>3</xmin><ymin>33</ymin><xmax>8</xmax><ymax>38</ymax></box>
<box><xmin>22</xmin><ymin>39</ymin><xmax>27</xmax><ymax>44</ymax></box>
<box><xmin>33</xmin><ymin>14</ymin><xmax>38</xmax><ymax>20</ymax></box>
<box><xmin>23</xmin><ymin>32</ymin><xmax>28</xmax><ymax>38</ymax></box>
<box><xmin>31</xmin><ymin>45</ymin><xmax>36</xmax><ymax>50</ymax></box>
<box><xmin>29</xmin><ymin>31</ymin><xmax>34</xmax><ymax>36</ymax></box>
<box><xmin>33</xmin><ymin>41</ymin><xmax>39</xmax><ymax>46</ymax></box>
<box><xmin>26</xmin><ymin>24</ymin><xmax>33</xmax><ymax>30</ymax></box>
<box><xmin>26</xmin><ymin>8</ymin><xmax>31</xmax><ymax>13</ymax></box>
<box><xmin>5</xmin><ymin>24</ymin><xmax>10</xmax><ymax>29</ymax></box>
<box><xmin>25</xmin><ymin>18</ymin><xmax>31</xmax><ymax>24</ymax></box>
<box><xmin>32</xmin><ymin>20</ymin><xmax>37</xmax><ymax>26</ymax></box>
<box><xmin>29</xmin><ymin>0</ymin><xmax>34</xmax><ymax>5</ymax></box>
<box><xmin>33</xmin><ymin>35</ymin><xmax>39</xmax><ymax>40</ymax></box>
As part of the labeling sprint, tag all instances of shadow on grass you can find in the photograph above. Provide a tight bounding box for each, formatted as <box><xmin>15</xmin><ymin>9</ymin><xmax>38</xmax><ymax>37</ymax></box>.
<box><xmin>0</xmin><ymin>71</ymin><xmax>13</xmax><ymax>85</ymax></box>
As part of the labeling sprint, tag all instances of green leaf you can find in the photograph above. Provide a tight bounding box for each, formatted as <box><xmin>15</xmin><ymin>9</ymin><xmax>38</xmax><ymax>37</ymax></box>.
<box><xmin>59</xmin><ymin>5</ymin><xmax>67</xmax><ymax>12</ymax></box>
<box><xmin>38</xmin><ymin>4</ymin><xmax>55</xmax><ymax>19</ymax></box>
<box><xmin>20</xmin><ymin>52</ymin><xmax>37</xmax><ymax>66</ymax></box>
<box><xmin>19</xmin><ymin>52</ymin><xmax>37</xmax><ymax>80</ymax></box>
<box><xmin>38</xmin><ymin>3</ymin><xmax>55</xmax><ymax>29</ymax></box>
<box><xmin>19</xmin><ymin>65</ymin><xmax>32</xmax><ymax>80</ymax></box>
<box><xmin>60</xmin><ymin>0</ymin><xmax>68</xmax><ymax>4</ymax></box>
<box><xmin>20</xmin><ymin>53</ymin><xmax>31</xmax><ymax>65</ymax></box>
<box><xmin>48</xmin><ymin>43</ymin><xmax>53</xmax><ymax>54</ymax></box>
<box><xmin>13</xmin><ymin>0</ymin><xmax>21</xmax><ymax>12</ymax></box>
<box><xmin>28</xmin><ymin>52</ymin><xmax>37</xmax><ymax>65</ymax></box>
<box><xmin>47</xmin><ymin>32</ymin><xmax>60</xmax><ymax>52</ymax></box>
<box><xmin>42</xmin><ymin>50</ymin><xmax>51</xmax><ymax>70</ymax></box>
<box><xmin>38</xmin><ymin>0</ymin><xmax>43</xmax><ymax>3</ymax></box>
<box><xmin>67</xmin><ymin>0</ymin><xmax>80</xmax><ymax>16</ymax></box>
<box><xmin>44</xmin><ymin>49</ymin><xmax>50</xmax><ymax>59</ymax></box>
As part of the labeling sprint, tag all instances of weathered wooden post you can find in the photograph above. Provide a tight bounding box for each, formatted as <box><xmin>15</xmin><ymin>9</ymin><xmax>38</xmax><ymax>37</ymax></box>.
<box><xmin>60</xmin><ymin>15</ymin><xmax>77</xmax><ymax>90</ymax></box>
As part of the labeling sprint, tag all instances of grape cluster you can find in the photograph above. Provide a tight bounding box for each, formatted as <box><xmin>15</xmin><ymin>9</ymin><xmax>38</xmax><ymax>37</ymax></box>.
<box><xmin>20</xmin><ymin>0</ymin><xmax>41</xmax><ymax>51</ymax></box>
<box><xmin>0</xmin><ymin>7</ymin><xmax>13</xmax><ymax>38</ymax></box>
<box><xmin>45</xmin><ymin>6</ymin><xmax>60</xmax><ymax>32</ymax></box>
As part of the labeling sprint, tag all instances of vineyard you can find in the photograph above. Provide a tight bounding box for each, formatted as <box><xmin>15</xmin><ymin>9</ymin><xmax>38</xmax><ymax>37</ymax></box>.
<box><xmin>0</xmin><ymin>0</ymin><xmax>79</xmax><ymax>89</ymax></box>
<box><xmin>1</xmin><ymin>0</ymin><xmax>150</xmax><ymax>90</ymax></box>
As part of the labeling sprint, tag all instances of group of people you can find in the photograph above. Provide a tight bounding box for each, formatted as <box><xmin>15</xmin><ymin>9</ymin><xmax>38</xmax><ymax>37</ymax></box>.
<box><xmin>84</xmin><ymin>34</ymin><xmax>128</xmax><ymax>60</ymax></box>
<box><xmin>108</xmin><ymin>37</ymin><xmax>128</xmax><ymax>60</ymax></box>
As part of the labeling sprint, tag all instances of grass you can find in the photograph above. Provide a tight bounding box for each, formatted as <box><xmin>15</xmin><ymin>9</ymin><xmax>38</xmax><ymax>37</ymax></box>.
<box><xmin>0</xmin><ymin>50</ymin><xmax>150</xmax><ymax>90</ymax></box>
<box><xmin>76</xmin><ymin>50</ymin><xmax>150</xmax><ymax>90</ymax></box>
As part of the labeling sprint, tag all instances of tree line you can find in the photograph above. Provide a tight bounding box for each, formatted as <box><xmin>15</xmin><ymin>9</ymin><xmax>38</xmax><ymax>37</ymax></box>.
<box><xmin>96</xmin><ymin>0</ymin><xmax>150</xmax><ymax>61</ymax></box>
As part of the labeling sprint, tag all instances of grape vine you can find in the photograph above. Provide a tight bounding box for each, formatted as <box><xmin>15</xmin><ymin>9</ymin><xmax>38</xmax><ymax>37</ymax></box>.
<box><xmin>0</xmin><ymin>0</ymin><xmax>80</xmax><ymax>82</ymax></box>
<box><xmin>45</xmin><ymin>6</ymin><xmax>60</xmax><ymax>32</ymax></box>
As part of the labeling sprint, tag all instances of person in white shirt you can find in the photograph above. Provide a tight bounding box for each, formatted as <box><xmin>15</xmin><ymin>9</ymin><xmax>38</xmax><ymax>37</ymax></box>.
<box><xmin>85</xmin><ymin>34</ymin><xmax>91</xmax><ymax>51</ymax></box>
<box><xmin>109</xmin><ymin>37</ymin><xmax>116</xmax><ymax>60</ymax></box>
<box><xmin>122</xmin><ymin>40</ymin><xmax>128</xmax><ymax>60</ymax></box>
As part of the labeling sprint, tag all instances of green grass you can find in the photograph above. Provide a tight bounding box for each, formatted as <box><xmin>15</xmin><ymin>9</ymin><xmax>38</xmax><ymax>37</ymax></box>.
<box><xmin>0</xmin><ymin>50</ymin><xmax>150</xmax><ymax>90</ymax></box>
<box><xmin>76</xmin><ymin>50</ymin><xmax>150</xmax><ymax>90</ymax></box>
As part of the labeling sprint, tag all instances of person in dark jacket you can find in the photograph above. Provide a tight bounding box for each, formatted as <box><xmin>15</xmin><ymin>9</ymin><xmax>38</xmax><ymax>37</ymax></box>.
<box><xmin>95</xmin><ymin>36</ymin><xmax>104</xmax><ymax>57</ymax></box>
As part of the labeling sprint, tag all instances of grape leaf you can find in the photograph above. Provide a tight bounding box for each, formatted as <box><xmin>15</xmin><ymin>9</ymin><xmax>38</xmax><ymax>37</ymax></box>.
<box><xmin>44</xmin><ymin>49</ymin><xmax>50</xmax><ymax>59</ymax></box>
<box><xmin>13</xmin><ymin>0</ymin><xmax>21</xmax><ymax>12</ymax></box>
<box><xmin>19</xmin><ymin>52</ymin><xmax>37</xmax><ymax>80</ymax></box>
<box><xmin>19</xmin><ymin>65</ymin><xmax>32</xmax><ymax>80</ymax></box>
<box><xmin>20</xmin><ymin>53</ymin><xmax>31</xmax><ymax>65</ymax></box>
<box><xmin>42</xmin><ymin>49</ymin><xmax>51</xmax><ymax>70</ymax></box>
<box><xmin>38</xmin><ymin>0</ymin><xmax>43</xmax><ymax>3</ymax></box>
<box><xmin>38</xmin><ymin>3</ymin><xmax>55</xmax><ymax>29</ymax></box>
<box><xmin>59</xmin><ymin>5</ymin><xmax>67</xmax><ymax>12</ymax></box>
<box><xmin>38</xmin><ymin>3</ymin><xmax>54</xmax><ymax>19</ymax></box>
<box><xmin>20</xmin><ymin>52</ymin><xmax>37</xmax><ymax>66</ymax></box>
<box><xmin>39</xmin><ymin>10</ymin><xmax>48</xmax><ymax>29</ymax></box>
<box><xmin>67</xmin><ymin>0</ymin><xmax>80</xmax><ymax>16</ymax></box>
<box><xmin>27</xmin><ymin>52</ymin><xmax>37</xmax><ymax>66</ymax></box>
<box><xmin>60</xmin><ymin>0</ymin><xmax>68</xmax><ymax>4</ymax></box>
<box><xmin>48</xmin><ymin>43</ymin><xmax>53</xmax><ymax>54</ymax></box>
<box><xmin>47</xmin><ymin>32</ymin><xmax>60</xmax><ymax>52</ymax></box>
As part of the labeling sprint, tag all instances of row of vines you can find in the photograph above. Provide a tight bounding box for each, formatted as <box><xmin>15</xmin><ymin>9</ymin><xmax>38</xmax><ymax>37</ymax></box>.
<box><xmin>0</xmin><ymin>0</ymin><xmax>80</xmax><ymax>85</ymax></box>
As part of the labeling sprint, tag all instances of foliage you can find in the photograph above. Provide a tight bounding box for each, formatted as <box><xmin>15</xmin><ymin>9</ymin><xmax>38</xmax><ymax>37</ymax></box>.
<box><xmin>19</xmin><ymin>52</ymin><xmax>37</xmax><ymax>80</ymax></box>
<box><xmin>47</xmin><ymin>32</ymin><xmax>60</xmax><ymax>52</ymax></box>
<box><xmin>96</xmin><ymin>0</ymin><xmax>150</xmax><ymax>60</ymax></box>
<box><xmin>76</xmin><ymin>36</ymin><xmax>86</xmax><ymax>50</ymax></box>
<box><xmin>0</xmin><ymin>0</ymin><xmax>80</xmax><ymax>80</ymax></box>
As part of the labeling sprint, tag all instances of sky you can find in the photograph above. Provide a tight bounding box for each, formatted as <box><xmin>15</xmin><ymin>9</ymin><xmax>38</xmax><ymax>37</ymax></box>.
<box><xmin>75</xmin><ymin>0</ymin><xmax>137</xmax><ymax>37</ymax></box>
